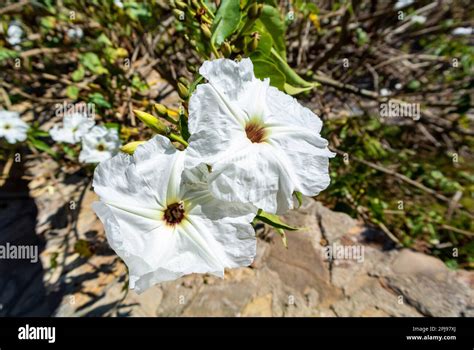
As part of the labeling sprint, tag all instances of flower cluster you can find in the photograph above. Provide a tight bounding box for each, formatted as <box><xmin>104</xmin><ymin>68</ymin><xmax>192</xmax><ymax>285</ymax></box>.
<box><xmin>93</xmin><ymin>59</ymin><xmax>334</xmax><ymax>292</ymax></box>
<box><xmin>50</xmin><ymin>112</ymin><xmax>120</xmax><ymax>163</ymax></box>
<box><xmin>0</xmin><ymin>110</ymin><xmax>29</xmax><ymax>144</ymax></box>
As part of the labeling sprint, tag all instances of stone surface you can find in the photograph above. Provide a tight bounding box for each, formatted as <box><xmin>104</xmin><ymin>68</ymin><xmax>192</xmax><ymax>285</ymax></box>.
<box><xmin>1</xmin><ymin>165</ymin><xmax>472</xmax><ymax>317</ymax></box>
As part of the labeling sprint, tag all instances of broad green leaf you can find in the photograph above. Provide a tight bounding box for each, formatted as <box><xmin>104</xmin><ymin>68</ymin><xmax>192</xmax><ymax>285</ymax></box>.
<box><xmin>251</xmin><ymin>57</ymin><xmax>286</xmax><ymax>90</ymax></box>
<box><xmin>259</xmin><ymin>5</ymin><xmax>286</xmax><ymax>58</ymax></box>
<box><xmin>255</xmin><ymin>209</ymin><xmax>298</xmax><ymax>231</ymax></box>
<box><xmin>211</xmin><ymin>0</ymin><xmax>241</xmax><ymax>46</ymax></box>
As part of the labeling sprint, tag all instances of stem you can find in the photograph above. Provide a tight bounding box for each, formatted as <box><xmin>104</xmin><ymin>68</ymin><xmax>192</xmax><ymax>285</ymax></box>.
<box><xmin>199</xmin><ymin>0</ymin><xmax>215</xmax><ymax>19</ymax></box>
<box><xmin>168</xmin><ymin>133</ymin><xmax>189</xmax><ymax>147</ymax></box>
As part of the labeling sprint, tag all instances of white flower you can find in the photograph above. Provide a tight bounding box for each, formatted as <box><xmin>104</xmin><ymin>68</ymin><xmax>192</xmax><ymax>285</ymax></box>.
<box><xmin>411</xmin><ymin>15</ymin><xmax>426</xmax><ymax>24</ymax></box>
<box><xmin>79</xmin><ymin>125</ymin><xmax>121</xmax><ymax>163</ymax></box>
<box><xmin>7</xmin><ymin>21</ymin><xmax>23</xmax><ymax>46</ymax></box>
<box><xmin>452</xmin><ymin>27</ymin><xmax>473</xmax><ymax>36</ymax></box>
<box><xmin>114</xmin><ymin>0</ymin><xmax>124</xmax><ymax>8</ymax></box>
<box><xmin>66</xmin><ymin>27</ymin><xmax>84</xmax><ymax>40</ymax></box>
<box><xmin>185</xmin><ymin>58</ymin><xmax>334</xmax><ymax>214</ymax></box>
<box><xmin>0</xmin><ymin>110</ymin><xmax>29</xmax><ymax>144</ymax></box>
<box><xmin>394</xmin><ymin>0</ymin><xmax>414</xmax><ymax>10</ymax></box>
<box><xmin>92</xmin><ymin>136</ymin><xmax>256</xmax><ymax>292</ymax></box>
<box><xmin>380</xmin><ymin>88</ymin><xmax>392</xmax><ymax>96</ymax></box>
<box><xmin>50</xmin><ymin>112</ymin><xmax>95</xmax><ymax>144</ymax></box>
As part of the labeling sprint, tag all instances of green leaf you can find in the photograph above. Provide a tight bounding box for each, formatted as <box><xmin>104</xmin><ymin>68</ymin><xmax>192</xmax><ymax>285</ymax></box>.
<box><xmin>294</xmin><ymin>191</ymin><xmax>303</xmax><ymax>208</ymax></box>
<box><xmin>251</xmin><ymin>57</ymin><xmax>286</xmax><ymax>90</ymax></box>
<box><xmin>28</xmin><ymin>137</ymin><xmax>57</xmax><ymax>157</ymax></box>
<box><xmin>104</xmin><ymin>122</ymin><xmax>120</xmax><ymax>132</ymax></box>
<box><xmin>270</xmin><ymin>48</ymin><xmax>313</xmax><ymax>88</ymax></box>
<box><xmin>179</xmin><ymin>114</ymin><xmax>190</xmax><ymax>142</ymax></box>
<box><xmin>88</xmin><ymin>92</ymin><xmax>111</xmax><ymax>108</ymax></box>
<box><xmin>255</xmin><ymin>209</ymin><xmax>298</xmax><ymax>231</ymax></box>
<box><xmin>275</xmin><ymin>228</ymin><xmax>288</xmax><ymax>248</ymax></box>
<box><xmin>66</xmin><ymin>86</ymin><xmax>79</xmax><ymax>100</ymax></box>
<box><xmin>80</xmin><ymin>52</ymin><xmax>108</xmax><ymax>75</ymax></box>
<box><xmin>259</xmin><ymin>4</ymin><xmax>286</xmax><ymax>58</ymax></box>
<box><xmin>62</xmin><ymin>144</ymin><xmax>76</xmax><ymax>158</ymax></box>
<box><xmin>211</xmin><ymin>0</ymin><xmax>241</xmax><ymax>46</ymax></box>
<box><xmin>0</xmin><ymin>47</ymin><xmax>19</xmax><ymax>62</ymax></box>
<box><xmin>71</xmin><ymin>65</ymin><xmax>85</xmax><ymax>82</ymax></box>
<box><xmin>284</xmin><ymin>83</ymin><xmax>315</xmax><ymax>95</ymax></box>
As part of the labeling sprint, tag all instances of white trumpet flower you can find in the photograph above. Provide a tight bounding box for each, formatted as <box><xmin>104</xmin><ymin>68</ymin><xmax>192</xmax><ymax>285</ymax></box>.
<box><xmin>92</xmin><ymin>136</ymin><xmax>256</xmax><ymax>292</ymax></box>
<box><xmin>50</xmin><ymin>112</ymin><xmax>95</xmax><ymax>144</ymax></box>
<box><xmin>185</xmin><ymin>58</ymin><xmax>335</xmax><ymax>214</ymax></box>
<box><xmin>79</xmin><ymin>125</ymin><xmax>120</xmax><ymax>163</ymax></box>
<box><xmin>0</xmin><ymin>110</ymin><xmax>29</xmax><ymax>144</ymax></box>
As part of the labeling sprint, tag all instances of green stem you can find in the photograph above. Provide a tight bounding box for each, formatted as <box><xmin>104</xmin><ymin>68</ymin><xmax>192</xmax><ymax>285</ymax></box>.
<box><xmin>168</xmin><ymin>133</ymin><xmax>189</xmax><ymax>147</ymax></box>
<box><xmin>199</xmin><ymin>0</ymin><xmax>215</xmax><ymax>19</ymax></box>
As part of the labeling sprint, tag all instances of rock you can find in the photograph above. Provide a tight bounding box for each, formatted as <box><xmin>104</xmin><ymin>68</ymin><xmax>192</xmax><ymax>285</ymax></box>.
<box><xmin>241</xmin><ymin>293</ymin><xmax>273</xmax><ymax>317</ymax></box>
<box><xmin>3</xmin><ymin>165</ymin><xmax>472</xmax><ymax>318</ymax></box>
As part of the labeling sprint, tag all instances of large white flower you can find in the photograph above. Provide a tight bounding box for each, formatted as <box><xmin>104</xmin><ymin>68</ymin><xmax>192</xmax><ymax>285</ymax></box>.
<box><xmin>0</xmin><ymin>110</ymin><xmax>29</xmax><ymax>144</ymax></box>
<box><xmin>92</xmin><ymin>136</ymin><xmax>256</xmax><ymax>292</ymax></box>
<box><xmin>79</xmin><ymin>125</ymin><xmax>120</xmax><ymax>163</ymax></box>
<box><xmin>185</xmin><ymin>58</ymin><xmax>335</xmax><ymax>214</ymax></box>
<box><xmin>50</xmin><ymin>112</ymin><xmax>95</xmax><ymax>144</ymax></box>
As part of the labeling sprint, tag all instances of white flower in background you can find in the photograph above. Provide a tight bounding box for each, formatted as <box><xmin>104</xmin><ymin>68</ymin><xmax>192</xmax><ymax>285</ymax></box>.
<box><xmin>66</xmin><ymin>27</ymin><xmax>84</xmax><ymax>40</ymax></box>
<box><xmin>79</xmin><ymin>125</ymin><xmax>120</xmax><ymax>163</ymax></box>
<box><xmin>380</xmin><ymin>88</ymin><xmax>392</xmax><ymax>96</ymax></box>
<box><xmin>6</xmin><ymin>21</ymin><xmax>23</xmax><ymax>46</ymax></box>
<box><xmin>185</xmin><ymin>58</ymin><xmax>335</xmax><ymax>214</ymax></box>
<box><xmin>114</xmin><ymin>0</ymin><xmax>124</xmax><ymax>8</ymax></box>
<box><xmin>92</xmin><ymin>136</ymin><xmax>256</xmax><ymax>292</ymax></box>
<box><xmin>50</xmin><ymin>112</ymin><xmax>95</xmax><ymax>144</ymax></box>
<box><xmin>394</xmin><ymin>0</ymin><xmax>414</xmax><ymax>10</ymax></box>
<box><xmin>452</xmin><ymin>27</ymin><xmax>473</xmax><ymax>36</ymax></box>
<box><xmin>410</xmin><ymin>15</ymin><xmax>426</xmax><ymax>24</ymax></box>
<box><xmin>0</xmin><ymin>111</ymin><xmax>29</xmax><ymax>144</ymax></box>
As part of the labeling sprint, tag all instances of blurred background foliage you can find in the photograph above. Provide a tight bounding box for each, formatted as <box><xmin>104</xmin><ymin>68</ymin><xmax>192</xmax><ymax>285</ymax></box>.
<box><xmin>0</xmin><ymin>0</ymin><xmax>473</xmax><ymax>268</ymax></box>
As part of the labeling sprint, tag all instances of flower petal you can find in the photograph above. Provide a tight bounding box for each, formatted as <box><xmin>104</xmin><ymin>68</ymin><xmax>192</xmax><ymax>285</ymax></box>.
<box><xmin>207</xmin><ymin>143</ymin><xmax>294</xmax><ymax>214</ymax></box>
<box><xmin>186</xmin><ymin>83</ymin><xmax>248</xmax><ymax>168</ymax></box>
<box><xmin>199</xmin><ymin>58</ymin><xmax>255</xmax><ymax>101</ymax></box>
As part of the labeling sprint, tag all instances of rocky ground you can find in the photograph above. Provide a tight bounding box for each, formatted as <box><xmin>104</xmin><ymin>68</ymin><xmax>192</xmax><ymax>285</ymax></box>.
<box><xmin>0</xmin><ymin>159</ymin><xmax>473</xmax><ymax>317</ymax></box>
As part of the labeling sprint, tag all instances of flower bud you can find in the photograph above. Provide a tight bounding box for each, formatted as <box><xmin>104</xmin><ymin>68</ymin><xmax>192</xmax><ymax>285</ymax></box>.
<box><xmin>249</xmin><ymin>32</ymin><xmax>260</xmax><ymax>52</ymax></box>
<box><xmin>248</xmin><ymin>3</ymin><xmax>263</xmax><ymax>19</ymax></box>
<box><xmin>177</xmin><ymin>82</ymin><xmax>189</xmax><ymax>100</ymax></box>
<box><xmin>200</xmin><ymin>23</ymin><xmax>212</xmax><ymax>39</ymax></box>
<box><xmin>178</xmin><ymin>77</ymin><xmax>190</xmax><ymax>86</ymax></box>
<box><xmin>154</xmin><ymin>103</ymin><xmax>168</xmax><ymax>117</ymax></box>
<box><xmin>121</xmin><ymin>141</ymin><xmax>145</xmax><ymax>155</ymax></box>
<box><xmin>173</xmin><ymin>9</ymin><xmax>185</xmax><ymax>20</ymax></box>
<box><xmin>175</xmin><ymin>1</ymin><xmax>187</xmax><ymax>10</ymax></box>
<box><xmin>133</xmin><ymin>110</ymin><xmax>170</xmax><ymax>135</ymax></box>
<box><xmin>221</xmin><ymin>41</ymin><xmax>232</xmax><ymax>57</ymax></box>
